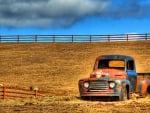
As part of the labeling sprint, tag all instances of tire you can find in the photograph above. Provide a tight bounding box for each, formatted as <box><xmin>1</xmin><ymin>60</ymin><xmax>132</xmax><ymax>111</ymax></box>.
<box><xmin>145</xmin><ymin>86</ymin><xmax>150</xmax><ymax>97</ymax></box>
<box><xmin>81</xmin><ymin>96</ymin><xmax>89</xmax><ymax>100</ymax></box>
<box><xmin>118</xmin><ymin>88</ymin><xmax>128</xmax><ymax>101</ymax></box>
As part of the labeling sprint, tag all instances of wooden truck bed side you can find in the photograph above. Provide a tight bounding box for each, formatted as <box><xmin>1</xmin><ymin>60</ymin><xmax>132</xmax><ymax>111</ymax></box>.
<box><xmin>136</xmin><ymin>73</ymin><xmax>150</xmax><ymax>95</ymax></box>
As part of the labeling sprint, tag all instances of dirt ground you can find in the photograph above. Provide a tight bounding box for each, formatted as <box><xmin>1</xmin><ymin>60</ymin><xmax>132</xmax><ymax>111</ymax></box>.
<box><xmin>0</xmin><ymin>96</ymin><xmax>150</xmax><ymax>113</ymax></box>
<box><xmin>0</xmin><ymin>42</ymin><xmax>150</xmax><ymax>113</ymax></box>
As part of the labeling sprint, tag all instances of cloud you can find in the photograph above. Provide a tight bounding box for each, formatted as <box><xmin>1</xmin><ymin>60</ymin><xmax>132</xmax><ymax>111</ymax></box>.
<box><xmin>0</xmin><ymin>0</ymin><xmax>150</xmax><ymax>28</ymax></box>
<box><xmin>0</xmin><ymin>0</ymin><xmax>110</xmax><ymax>28</ymax></box>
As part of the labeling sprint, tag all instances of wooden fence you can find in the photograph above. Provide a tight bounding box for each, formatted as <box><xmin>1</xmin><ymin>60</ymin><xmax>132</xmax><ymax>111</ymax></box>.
<box><xmin>0</xmin><ymin>33</ymin><xmax>150</xmax><ymax>43</ymax></box>
<box><xmin>0</xmin><ymin>86</ymin><xmax>66</xmax><ymax>99</ymax></box>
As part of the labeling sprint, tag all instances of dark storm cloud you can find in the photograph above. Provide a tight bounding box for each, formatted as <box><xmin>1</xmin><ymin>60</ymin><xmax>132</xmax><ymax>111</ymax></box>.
<box><xmin>0</xmin><ymin>0</ymin><xmax>150</xmax><ymax>28</ymax></box>
<box><xmin>0</xmin><ymin>0</ymin><xmax>109</xmax><ymax>27</ymax></box>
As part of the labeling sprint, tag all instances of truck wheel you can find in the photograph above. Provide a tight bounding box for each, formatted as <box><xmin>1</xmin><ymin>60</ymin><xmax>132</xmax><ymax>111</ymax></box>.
<box><xmin>119</xmin><ymin>88</ymin><xmax>128</xmax><ymax>101</ymax></box>
<box><xmin>145</xmin><ymin>86</ymin><xmax>150</xmax><ymax>97</ymax></box>
<box><xmin>81</xmin><ymin>96</ymin><xmax>88</xmax><ymax>100</ymax></box>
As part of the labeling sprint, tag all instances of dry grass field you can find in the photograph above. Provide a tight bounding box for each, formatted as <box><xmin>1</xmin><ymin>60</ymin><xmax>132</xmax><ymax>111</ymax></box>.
<box><xmin>0</xmin><ymin>41</ymin><xmax>150</xmax><ymax>113</ymax></box>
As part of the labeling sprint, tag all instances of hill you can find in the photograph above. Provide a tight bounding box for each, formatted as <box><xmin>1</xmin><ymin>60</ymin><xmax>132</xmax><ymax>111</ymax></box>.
<box><xmin>0</xmin><ymin>41</ymin><xmax>150</xmax><ymax>96</ymax></box>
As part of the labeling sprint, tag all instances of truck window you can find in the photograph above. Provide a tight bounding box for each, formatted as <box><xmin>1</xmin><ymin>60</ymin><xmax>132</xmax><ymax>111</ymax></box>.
<box><xmin>109</xmin><ymin>60</ymin><xmax>125</xmax><ymax>68</ymax></box>
<box><xmin>98</xmin><ymin>60</ymin><xmax>109</xmax><ymax>68</ymax></box>
<box><xmin>127</xmin><ymin>60</ymin><xmax>134</xmax><ymax>70</ymax></box>
<box><xmin>97</xmin><ymin>59</ymin><xmax>125</xmax><ymax>70</ymax></box>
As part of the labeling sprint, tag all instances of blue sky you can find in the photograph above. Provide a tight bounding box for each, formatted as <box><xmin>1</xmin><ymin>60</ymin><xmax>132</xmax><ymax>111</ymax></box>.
<box><xmin>0</xmin><ymin>0</ymin><xmax>150</xmax><ymax>35</ymax></box>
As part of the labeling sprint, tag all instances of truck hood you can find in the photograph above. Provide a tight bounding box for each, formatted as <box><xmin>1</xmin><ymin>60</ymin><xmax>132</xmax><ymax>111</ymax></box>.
<box><xmin>90</xmin><ymin>69</ymin><xmax>127</xmax><ymax>80</ymax></box>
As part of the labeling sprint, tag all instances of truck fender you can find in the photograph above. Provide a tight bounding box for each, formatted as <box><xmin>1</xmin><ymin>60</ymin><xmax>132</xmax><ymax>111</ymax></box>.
<box><xmin>138</xmin><ymin>79</ymin><xmax>149</xmax><ymax>97</ymax></box>
<box><xmin>120</xmin><ymin>80</ymin><xmax>130</xmax><ymax>99</ymax></box>
<box><xmin>121</xmin><ymin>80</ymin><xmax>130</xmax><ymax>86</ymax></box>
<box><xmin>121</xmin><ymin>80</ymin><xmax>130</xmax><ymax>89</ymax></box>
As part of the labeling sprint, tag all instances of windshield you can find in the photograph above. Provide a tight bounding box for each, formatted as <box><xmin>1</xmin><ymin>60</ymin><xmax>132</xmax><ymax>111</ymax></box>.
<box><xmin>94</xmin><ymin>59</ymin><xmax>125</xmax><ymax>70</ymax></box>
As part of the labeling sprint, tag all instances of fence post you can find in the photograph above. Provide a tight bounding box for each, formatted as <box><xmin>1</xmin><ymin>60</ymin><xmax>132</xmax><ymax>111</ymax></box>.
<box><xmin>145</xmin><ymin>33</ymin><xmax>147</xmax><ymax>40</ymax></box>
<box><xmin>35</xmin><ymin>35</ymin><xmax>37</xmax><ymax>42</ymax></box>
<box><xmin>3</xmin><ymin>86</ymin><xmax>6</xmax><ymax>99</ymax></box>
<box><xmin>17</xmin><ymin>35</ymin><xmax>19</xmax><ymax>43</ymax></box>
<box><xmin>126</xmin><ymin>34</ymin><xmax>128</xmax><ymax>41</ymax></box>
<box><xmin>72</xmin><ymin>35</ymin><xmax>74</xmax><ymax>42</ymax></box>
<box><xmin>90</xmin><ymin>35</ymin><xmax>92</xmax><ymax>43</ymax></box>
<box><xmin>35</xmin><ymin>90</ymin><xmax>38</xmax><ymax>97</ymax></box>
<box><xmin>53</xmin><ymin>35</ymin><xmax>55</xmax><ymax>43</ymax></box>
<box><xmin>108</xmin><ymin>35</ymin><xmax>110</xmax><ymax>42</ymax></box>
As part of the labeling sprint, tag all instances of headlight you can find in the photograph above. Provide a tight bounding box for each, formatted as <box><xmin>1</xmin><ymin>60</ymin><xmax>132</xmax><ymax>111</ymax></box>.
<box><xmin>83</xmin><ymin>82</ymin><xmax>89</xmax><ymax>88</ymax></box>
<box><xmin>115</xmin><ymin>80</ymin><xmax>121</xmax><ymax>86</ymax></box>
<box><xmin>109</xmin><ymin>82</ymin><xmax>115</xmax><ymax>88</ymax></box>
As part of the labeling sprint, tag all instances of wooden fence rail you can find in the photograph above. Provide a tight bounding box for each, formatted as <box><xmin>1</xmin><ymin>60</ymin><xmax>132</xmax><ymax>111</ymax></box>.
<box><xmin>0</xmin><ymin>86</ymin><xmax>39</xmax><ymax>99</ymax></box>
<box><xmin>0</xmin><ymin>33</ymin><xmax>150</xmax><ymax>43</ymax></box>
<box><xmin>0</xmin><ymin>86</ymin><xmax>66</xmax><ymax>99</ymax></box>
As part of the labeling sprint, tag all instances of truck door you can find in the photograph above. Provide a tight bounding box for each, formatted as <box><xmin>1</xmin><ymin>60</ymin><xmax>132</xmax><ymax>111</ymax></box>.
<box><xmin>126</xmin><ymin>60</ymin><xmax>137</xmax><ymax>93</ymax></box>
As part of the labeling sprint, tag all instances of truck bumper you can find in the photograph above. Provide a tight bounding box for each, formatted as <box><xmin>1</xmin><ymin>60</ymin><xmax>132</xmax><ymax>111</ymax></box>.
<box><xmin>80</xmin><ymin>92</ymin><xmax>120</xmax><ymax>97</ymax></box>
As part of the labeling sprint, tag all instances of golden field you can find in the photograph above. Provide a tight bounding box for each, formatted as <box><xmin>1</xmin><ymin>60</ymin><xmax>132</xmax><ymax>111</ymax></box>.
<box><xmin>0</xmin><ymin>41</ymin><xmax>150</xmax><ymax>113</ymax></box>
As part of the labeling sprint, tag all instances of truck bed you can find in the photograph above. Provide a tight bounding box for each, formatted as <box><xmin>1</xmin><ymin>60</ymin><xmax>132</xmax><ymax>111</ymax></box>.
<box><xmin>137</xmin><ymin>73</ymin><xmax>150</xmax><ymax>79</ymax></box>
<box><xmin>135</xmin><ymin>73</ymin><xmax>150</xmax><ymax>93</ymax></box>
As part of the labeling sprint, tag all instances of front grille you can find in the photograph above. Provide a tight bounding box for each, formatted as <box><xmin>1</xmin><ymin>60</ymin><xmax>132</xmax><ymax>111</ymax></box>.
<box><xmin>89</xmin><ymin>80</ymin><xmax>108</xmax><ymax>92</ymax></box>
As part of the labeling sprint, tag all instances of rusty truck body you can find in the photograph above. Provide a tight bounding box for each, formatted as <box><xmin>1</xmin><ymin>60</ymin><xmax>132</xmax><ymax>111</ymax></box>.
<box><xmin>78</xmin><ymin>55</ymin><xmax>150</xmax><ymax>100</ymax></box>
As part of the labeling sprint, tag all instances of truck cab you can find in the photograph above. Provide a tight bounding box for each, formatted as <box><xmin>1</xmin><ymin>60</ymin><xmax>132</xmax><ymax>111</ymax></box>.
<box><xmin>78</xmin><ymin>55</ymin><xmax>150</xmax><ymax>100</ymax></box>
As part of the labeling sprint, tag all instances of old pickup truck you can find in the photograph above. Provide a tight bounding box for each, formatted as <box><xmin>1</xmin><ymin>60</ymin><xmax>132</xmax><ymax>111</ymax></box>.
<box><xmin>78</xmin><ymin>55</ymin><xmax>150</xmax><ymax>100</ymax></box>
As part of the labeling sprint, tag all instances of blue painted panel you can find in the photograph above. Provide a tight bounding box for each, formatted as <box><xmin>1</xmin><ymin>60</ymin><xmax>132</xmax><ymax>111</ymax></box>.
<box><xmin>126</xmin><ymin>70</ymin><xmax>137</xmax><ymax>92</ymax></box>
<box><xmin>127</xmin><ymin>70</ymin><xmax>137</xmax><ymax>77</ymax></box>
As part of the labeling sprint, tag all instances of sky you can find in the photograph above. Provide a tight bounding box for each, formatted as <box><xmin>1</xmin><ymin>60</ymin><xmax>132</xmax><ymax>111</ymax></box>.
<box><xmin>0</xmin><ymin>0</ymin><xmax>150</xmax><ymax>35</ymax></box>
